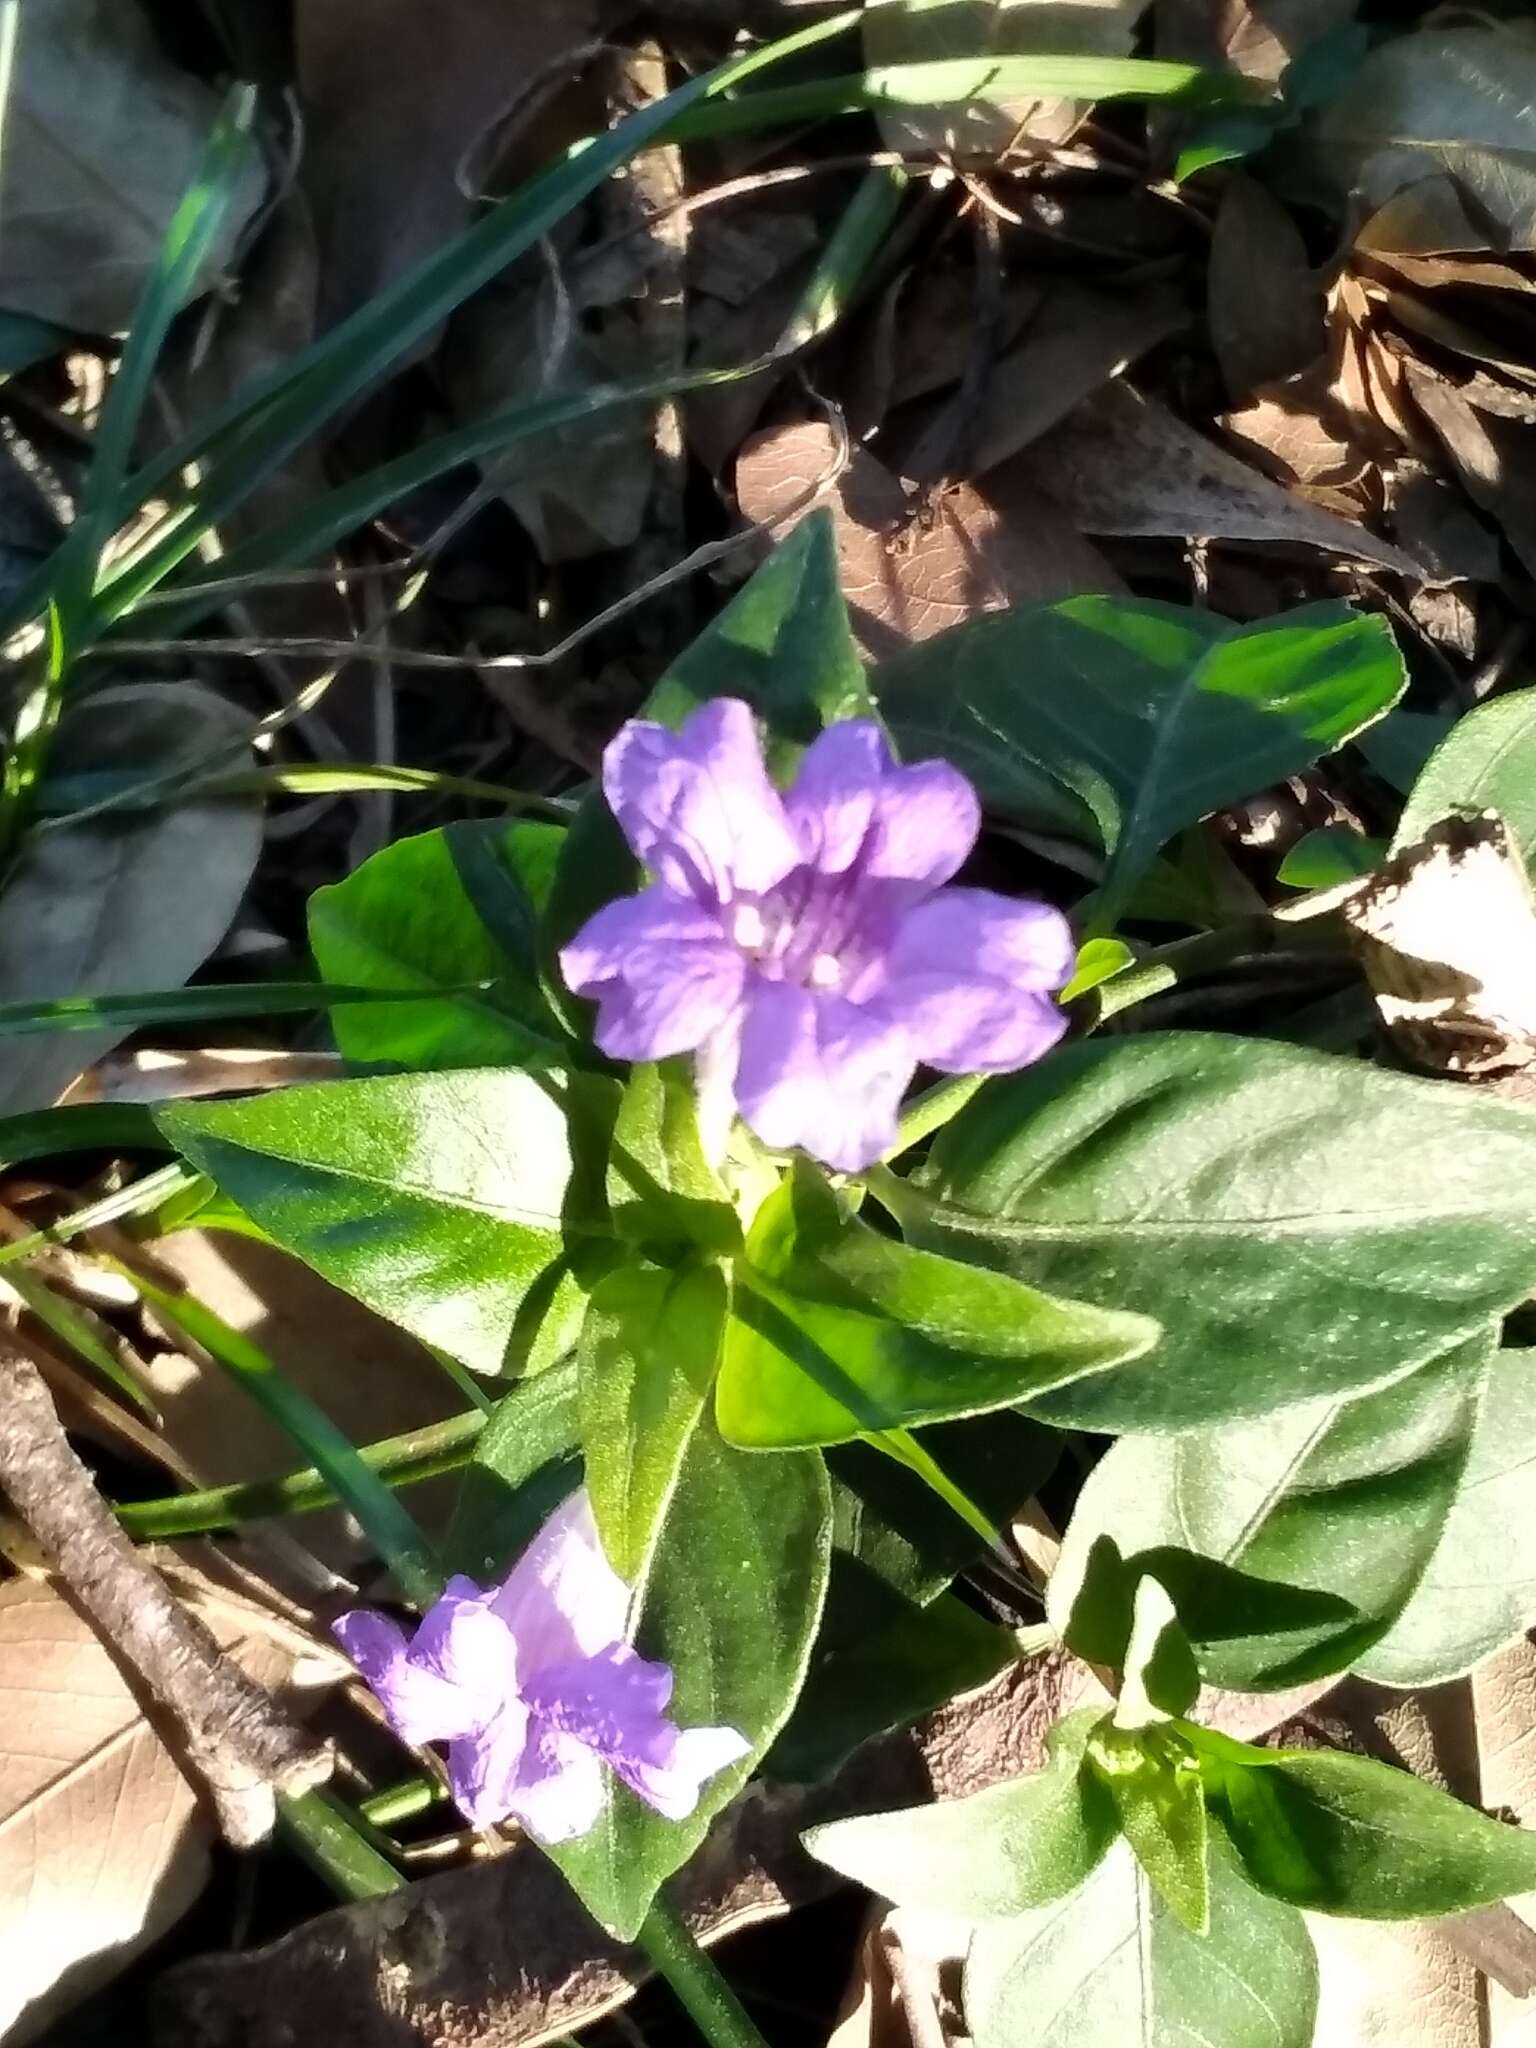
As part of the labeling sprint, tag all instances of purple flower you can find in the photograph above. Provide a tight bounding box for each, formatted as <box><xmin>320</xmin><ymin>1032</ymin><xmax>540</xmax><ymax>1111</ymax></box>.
<box><xmin>333</xmin><ymin>1493</ymin><xmax>749</xmax><ymax>1839</ymax></box>
<box><xmin>560</xmin><ymin>699</ymin><xmax>1074</xmax><ymax>1170</ymax></box>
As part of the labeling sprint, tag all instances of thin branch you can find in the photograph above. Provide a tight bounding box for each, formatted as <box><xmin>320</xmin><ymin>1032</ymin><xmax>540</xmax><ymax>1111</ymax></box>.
<box><xmin>0</xmin><ymin>1341</ymin><xmax>331</xmax><ymax>1845</ymax></box>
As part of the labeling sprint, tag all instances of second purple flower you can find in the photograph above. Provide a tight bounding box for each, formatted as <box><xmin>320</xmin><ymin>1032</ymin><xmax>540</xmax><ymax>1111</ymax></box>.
<box><xmin>560</xmin><ymin>699</ymin><xmax>1074</xmax><ymax>1171</ymax></box>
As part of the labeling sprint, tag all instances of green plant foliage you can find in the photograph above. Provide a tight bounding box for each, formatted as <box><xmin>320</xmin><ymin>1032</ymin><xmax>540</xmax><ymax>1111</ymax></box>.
<box><xmin>159</xmin><ymin>1068</ymin><xmax>584</xmax><ymax>1375</ymax></box>
<box><xmin>1395</xmin><ymin>684</ymin><xmax>1536</xmax><ymax>861</ymax></box>
<box><xmin>548</xmin><ymin>1409</ymin><xmax>831</xmax><ymax>1938</ymax></box>
<box><xmin>1049</xmin><ymin>1336</ymin><xmax>1489</xmax><ymax>1687</ymax></box>
<box><xmin>875</xmin><ymin>596</ymin><xmax>1404</xmax><ymax>919</ymax></box>
<box><xmin>963</xmin><ymin>1836</ymin><xmax>1318</xmax><ymax>2048</ymax></box>
<box><xmin>805</xmin><ymin>1710</ymin><xmax>1118</xmax><ymax>1917</ymax></box>
<box><xmin>717</xmin><ymin>1163</ymin><xmax>1158</xmax><ymax>1447</ymax></box>
<box><xmin>910</xmin><ymin>1034</ymin><xmax>1536</xmax><ymax>1428</ymax></box>
<box><xmin>1191</xmin><ymin>1725</ymin><xmax>1536</xmax><ymax>1917</ymax></box>
<box><xmin>309</xmin><ymin>819</ymin><xmax>566</xmax><ymax>1068</ymax></box>
<box><xmin>1087</xmin><ymin>1720</ymin><xmax>1209</xmax><ymax>1932</ymax></box>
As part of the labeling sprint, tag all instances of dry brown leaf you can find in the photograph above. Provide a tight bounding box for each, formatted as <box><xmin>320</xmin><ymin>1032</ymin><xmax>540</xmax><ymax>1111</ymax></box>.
<box><xmin>0</xmin><ymin>0</ymin><xmax>264</xmax><ymax>332</ymax></box>
<box><xmin>137</xmin><ymin>1232</ymin><xmax>466</xmax><ymax>1567</ymax></box>
<box><xmin>295</xmin><ymin>0</ymin><xmax>597</xmax><ymax>326</ymax></box>
<box><xmin>1408</xmin><ymin>363</ymin><xmax>1536</xmax><ymax>582</ymax></box>
<box><xmin>888</xmin><ymin>273</ymin><xmax>1045</xmax><ymax>410</ymax></box>
<box><xmin>1222</xmin><ymin>384</ymin><xmax>1366</xmax><ymax>489</ymax></box>
<box><xmin>0</xmin><ymin>1571</ymin><xmax>332</xmax><ymax>2043</ymax></box>
<box><xmin>828</xmin><ymin>1907</ymin><xmax>969</xmax><ymax>2048</ymax></box>
<box><xmin>1208</xmin><ymin>177</ymin><xmax>1324</xmax><ymax>404</ymax></box>
<box><xmin>736</xmin><ymin>421</ymin><xmax>1120</xmax><ymax>662</ymax></box>
<box><xmin>1343</xmin><ymin>813</ymin><xmax>1536</xmax><ymax>1074</ymax></box>
<box><xmin>913</xmin><ymin>281</ymin><xmax>1187</xmax><ymax>483</ymax></box>
<box><xmin>1019</xmin><ymin>381</ymin><xmax>1430</xmax><ymax>575</ymax></box>
<box><xmin>1156</xmin><ymin>0</ymin><xmax>1358</xmax><ymax>83</ymax></box>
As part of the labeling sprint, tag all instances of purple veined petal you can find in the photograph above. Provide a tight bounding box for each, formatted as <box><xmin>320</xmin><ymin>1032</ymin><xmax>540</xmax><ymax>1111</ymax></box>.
<box><xmin>444</xmin><ymin>1696</ymin><xmax>534</xmax><ymax>1829</ymax></box>
<box><xmin>786</xmin><ymin>723</ymin><xmax>981</xmax><ymax>889</ymax></box>
<box><xmin>333</xmin><ymin>1608</ymin><xmax>484</xmax><ymax>1748</ymax></box>
<box><xmin>521</xmin><ymin>1643</ymin><xmax>677</xmax><ymax>1764</ymax></box>
<box><xmin>621</xmin><ymin>1723</ymin><xmax>753</xmax><ymax>1821</ymax></box>
<box><xmin>603</xmin><ymin>698</ymin><xmax>801</xmax><ymax>905</ymax></box>
<box><xmin>491</xmin><ymin>1490</ymin><xmax>631</xmax><ymax>1678</ymax></box>
<box><xmin>561</xmin><ymin>885</ymin><xmax>748</xmax><ymax>1061</ymax></box>
<box><xmin>733</xmin><ymin>980</ymin><xmax>916</xmax><ymax>1172</ymax></box>
<box><xmin>404</xmin><ymin>1577</ymin><xmax>520</xmax><ymax>1732</ymax></box>
<box><xmin>784</xmin><ymin>721</ymin><xmax>891</xmax><ymax>874</ymax></box>
<box><xmin>886</xmin><ymin>888</ymin><xmax>1076</xmax><ymax>992</ymax></box>
<box><xmin>878</xmin><ymin>975</ymin><xmax>1069</xmax><ymax>1072</ymax></box>
<box><xmin>503</xmin><ymin>1724</ymin><xmax>609</xmax><ymax>1844</ymax></box>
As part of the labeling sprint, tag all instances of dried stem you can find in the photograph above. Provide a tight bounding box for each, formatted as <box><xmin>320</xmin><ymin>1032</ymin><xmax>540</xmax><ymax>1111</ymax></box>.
<box><xmin>0</xmin><ymin>1340</ymin><xmax>330</xmax><ymax>1845</ymax></box>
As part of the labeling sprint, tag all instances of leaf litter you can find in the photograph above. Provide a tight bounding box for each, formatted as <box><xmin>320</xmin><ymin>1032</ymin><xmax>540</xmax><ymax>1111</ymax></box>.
<box><xmin>16</xmin><ymin>0</ymin><xmax>1536</xmax><ymax>2041</ymax></box>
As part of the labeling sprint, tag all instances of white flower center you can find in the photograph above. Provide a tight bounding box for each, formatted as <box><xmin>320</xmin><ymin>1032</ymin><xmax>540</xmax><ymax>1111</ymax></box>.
<box><xmin>808</xmin><ymin>952</ymin><xmax>842</xmax><ymax>989</ymax></box>
<box><xmin>731</xmin><ymin>903</ymin><xmax>769</xmax><ymax>952</ymax></box>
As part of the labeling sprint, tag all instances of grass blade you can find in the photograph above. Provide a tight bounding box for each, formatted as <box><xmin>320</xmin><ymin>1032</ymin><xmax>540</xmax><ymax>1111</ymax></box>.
<box><xmin>0</xmin><ymin>979</ymin><xmax>490</xmax><ymax>1039</ymax></box>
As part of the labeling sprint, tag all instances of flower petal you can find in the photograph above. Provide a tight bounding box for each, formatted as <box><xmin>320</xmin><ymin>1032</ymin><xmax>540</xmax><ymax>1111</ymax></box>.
<box><xmin>786</xmin><ymin>722</ymin><xmax>980</xmax><ymax>887</ymax></box>
<box><xmin>880</xmin><ymin>888</ymin><xmax>1074</xmax><ymax>1071</ymax></box>
<box><xmin>604</xmin><ymin>698</ymin><xmax>801</xmax><ymax>904</ymax></box>
<box><xmin>624</xmin><ymin>1723</ymin><xmax>752</xmax><ymax>1821</ymax></box>
<box><xmin>333</xmin><ymin>1608</ymin><xmax>481</xmax><ymax>1747</ymax></box>
<box><xmin>491</xmin><ymin>1490</ymin><xmax>630</xmax><ymax>1676</ymax></box>
<box><xmin>560</xmin><ymin>884</ymin><xmax>746</xmax><ymax>1061</ymax></box>
<box><xmin>504</xmin><ymin>1725</ymin><xmax>609</xmax><ymax>1843</ymax></box>
<box><xmin>445</xmin><ymin>1697</ymin><xmax>533</xmax><ymax>1828</ymax></box>
<box><xmin>405</xmin><ymin>1577</ymin><xmax>519</xmax><ymax>1731</ymax></box>
<box><xmin>733</xmin><ymin>980</ymin><xmax>915</xmax><ymax>1172</ymax></box>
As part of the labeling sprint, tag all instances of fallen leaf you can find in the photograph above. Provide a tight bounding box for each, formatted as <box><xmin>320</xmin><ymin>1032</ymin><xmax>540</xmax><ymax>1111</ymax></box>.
<box><xmin>1342</xmin><ymin>811</ymin><xmax>1536</xmax><ymax>1075</ymax></box>
<box><xmin>1207</xmin><ymin>176</ymin><xmax>1324</xmax><ymax>403</ymax></box>
<box><xmin>827</xmin><ymin>1907</ymin><xmax>968</xmax><ymax>2048</ymax></box>
<box><xmin>294</xmin><ymin>0</ymin><xmax>597</xmax><ymax>326</ymax></box>
<box><xmin>138</xmin><ymin>1230</ymin><xmax>468</xmax><ymax>1568</ymax></box>
<box><xmin>862</xmin><ymin>0</ymin><xmax>1143</xmax><ymax>157</ymax></box>
<box><xmin>0</xmin><ymin>0</ymin><xmax>264</xmax><ymax>332</ymax></box>
<box><xmin>737</xmin><ymin>420</ymin><xmax>1120</xmax><ymax>663</ymax></box>
<box><xmin>1019</xmin><ymin>380</ymin><xmax>1430</xmax><ymax>574</ymax></box>
<box><xmin>950</xmin><ymin>282</ymin><xmax>1188</xmax><ymax>481</ymax></box>
<box><xmin>0</xmin><ymin>683</ymin><xmax>263</xmax><ymax>1118</ymax></box>
<box><xmin>1407</xmin><ymin>362</ymin><xmax>1536</xmax><ymax>582</ymax></box>
<box><xmin>1308</xmin><ymin>23</ymin><xmax>1536</xmax><ymax>255</ymax></box>
<box><xmin>444</xmin><ymin>275</ymin><xmax>656</xmax><ymax>561</ymax></box>
<box><xmin>1156</xmin><ymin>0</ymin><xmax>1359</xmax><ymax>83</ymax></box>
<box><xmin>0</xmin><ymin>1571</ymin><xmax>331</xmax><ymax>2044</ymax></box>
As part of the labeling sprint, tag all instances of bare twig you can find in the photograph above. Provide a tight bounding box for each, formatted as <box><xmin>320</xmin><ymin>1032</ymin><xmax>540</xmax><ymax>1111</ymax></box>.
<box><xmin>0</xmin><ymin>1341</ymin><xmax>331</xmax><ymax>1845</ymax></box>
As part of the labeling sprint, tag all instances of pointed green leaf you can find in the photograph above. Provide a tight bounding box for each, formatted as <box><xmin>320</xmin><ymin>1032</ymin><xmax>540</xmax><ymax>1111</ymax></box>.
<box><xmin>718</xmin><ymin>1165</ymin><xmax>1157</xmax><ymax>1448</ymax></box>
<box><xmin>914</xmin><ymin>1034</ymin><xmax>1536</xmax><ymax>1428</ymax></box>
<box><xmin>1395</xmin><ymin>685</ymin><xmax>1536</xmax><ymax>865</ymax></box>
<box><xmin>805</xmin><ymin>1709</ymin><xmax>1117</xmax><ymax>1918</ymax></box>
<box><xmin>579</xmin><ymin>1262</ymin><xmax>727</xmax><ymax>1580</ymax></box>
<box><xmin>159</xmin><ymin>1068</ymin><xmax>583</xmax><ymax>1374</ymax></box>
<box><xmin>1088</xmin><ymin>1720</ymin><xmax>1208</xmax><ymax>1932</ymax></box>
<box><xmin>1193</xmin><ymin>1726</ymin><xmax>1536</xmax><ymax>1918</ymax></box>
<box><xmin>964</xmin><ymin>1835</ymin><xmax>1317</xmax><ymax>2048</ymax></box>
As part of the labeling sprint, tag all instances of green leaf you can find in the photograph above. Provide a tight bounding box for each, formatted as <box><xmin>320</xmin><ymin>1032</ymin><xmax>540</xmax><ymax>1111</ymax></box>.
<box><xmin>770</xmin><ymin>1573</ymin><xmax>1012</xmax><ymax>1782</ymax></box>
<box><xmin>1356</xmin><ymin>707</ymin><xmax>1455</xmax><ymax>794</ymax></box>
<box><xmin>875</xmin><ymin>596</ymin><xmax>1404</xmax><ymax>921</ymax></box>
<box><xmin>1276</xmin><ymin>825</ymin><xmax>1384</xmax><ymax>889</ymax></box>
<box><xmin>1396</xmin><ymin>686</ymin><xmax>1536</xmax><ymax>865</ymax></box>
<box><xmin>805</xmin><ymin>1709</ymin><xmax>1117</xmax><ymax>1918</ymax></box>
<box><xmin>1117</xmin><ymin>1576</ymin><xmax>1199</xmax><ymax>1725</ymax></box>
<box><xmin>308</xmin><ymin>820</ymin><xmax>566</xmax><ymax>1068</ymax></box>
<box><xmin>1088</xmin><ymin>1720</ymin><xmax>1208</xmax><ymax>1932</ymax></box>
<box><xmin>1060</xmin><ymin>937</ymin><xmax>1135</xmax><ymax>1004</ymax></box>
<box><xmin>1049</xmin><ymin>1338</ymin><xmax>1488</xmax><ymax>1688</ymax></box>
<box><xmin>548</xmin><ymin>1408</ymin><xmax>831</xmax><ymax>1938</ymax></box>
<box><xmin>911</xmin><ymin>1033</ymin><xmax>1536</xmax><ymax>1428</ymax></box>
<box><xmin>443</xmin><ymin>1356</ymin><xmax>579</xmax><ymax>1580</ymax></box>
<box><xmin>964</xmin><ymin>1835</ymin><xmax>1317</xmax><ymax>2048</ymax></box>
<box><xmin>1361</xmin><ymin>1343</ymin><xmax>1536</xmax><ymax>1685</ymax></box>
<box><xmin>159</xmin><ymin>1068</ymin><xmax>584</xmax><ymax>1375</ymax></box>
<box><xmin>717</xmin><ymin>1164</ymin><xmax>1157</xmax><ymax>1448</ymax></box>
<box><xmin>568</xmin><ymin>1064</ymin><xmax>740</xmax><ymax>1261</ymax></box>
<box><xmin>1194</xmin><ymin>1727</ymin><xmax>1536</xmax><ymax>1918</ymax></box>
<box><xmin>578</xmin><ymin>1262</ymin><xmax>727</xmax><ymax>1581</ymax></box>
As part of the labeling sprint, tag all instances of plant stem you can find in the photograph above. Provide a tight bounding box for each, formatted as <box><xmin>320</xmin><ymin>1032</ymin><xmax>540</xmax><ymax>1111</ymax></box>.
<box><xmin>636</xmin><ymin>1895</ymin><xmax>772</xmax><ymax>2048</ymax></box>
<box><xmin>279</xmin><ymin>1788</ymin><xmax>404</xmax><ymax>1900</ymax></box>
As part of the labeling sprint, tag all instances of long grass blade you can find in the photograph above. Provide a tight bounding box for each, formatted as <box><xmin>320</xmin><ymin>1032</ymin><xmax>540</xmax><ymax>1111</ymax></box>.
<box><xmin>0</xmin><ymin>979</ymin><xmax>489</xmax><ymax>1040</ymax></box>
